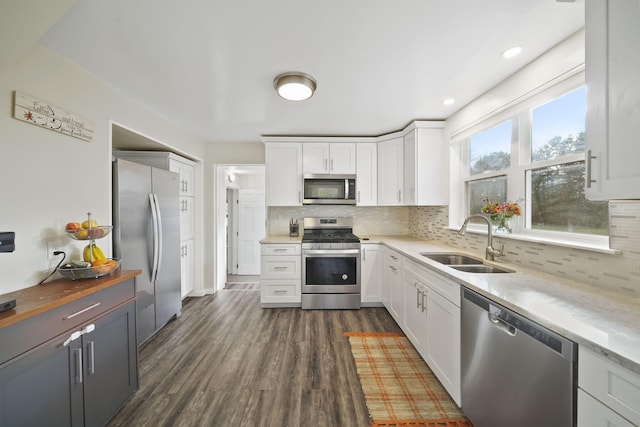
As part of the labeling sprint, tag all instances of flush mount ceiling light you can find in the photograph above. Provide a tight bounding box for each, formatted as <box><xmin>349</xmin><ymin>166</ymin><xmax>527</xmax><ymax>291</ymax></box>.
<box><xmin>273</xmin><ymin>72</ymin><xmax>317</xmax><ymax>101</ymax></box>
<box><xmin>442</xmin><ymin>98</ymin><xmax>456</xmax><ymax>106</ymax></box>
<box><xmin>501</xmin><ymin>46</ymin><xmax>523</xmax><ymax>59</ymax></box>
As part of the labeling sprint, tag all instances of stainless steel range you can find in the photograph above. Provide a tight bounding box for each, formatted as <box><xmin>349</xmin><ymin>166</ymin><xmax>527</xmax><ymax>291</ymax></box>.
<box><xmin>301</xmin><ymin>217</ymin><xmax>361</xmax><ymax>309</ymax></box>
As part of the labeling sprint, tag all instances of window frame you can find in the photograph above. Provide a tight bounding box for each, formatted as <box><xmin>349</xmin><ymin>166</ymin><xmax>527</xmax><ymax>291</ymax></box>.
<box><xmin>451</xmin><ymin>74</ymin><xmax>610</xmax><ymax>248</ymax></box>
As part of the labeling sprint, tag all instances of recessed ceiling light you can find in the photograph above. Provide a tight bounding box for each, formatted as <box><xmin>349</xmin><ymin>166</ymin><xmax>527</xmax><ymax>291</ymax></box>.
<box><xmin>273</xmin><ymin>72</ymin><xmax>317</xmax><ymax>101</ymax></box>
<box><xmin>501</xmin><ymin>46</ymin><xmax>523</xmax><ymax>59</ymax></box>
<box><xmin>442</xmin><ymin>98</ymin><xmax>456</xmax><ymax>106</ymax></box>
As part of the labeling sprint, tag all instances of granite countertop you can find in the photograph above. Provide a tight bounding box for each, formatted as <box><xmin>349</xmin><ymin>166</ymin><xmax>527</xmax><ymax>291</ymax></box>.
<box><xmin>361</xmin><ymin>235</ymin><xmax>640</xmax><ymax>375</ymax></box>
<box><xmin>0</xmin><ymin>269</ymin><xmax>141</xmax><ymax>329</ymax></box>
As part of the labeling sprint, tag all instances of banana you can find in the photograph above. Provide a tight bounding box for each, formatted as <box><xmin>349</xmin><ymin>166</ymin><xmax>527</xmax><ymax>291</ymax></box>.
<box><xmin>83</xmin><ymin>244</ymin><xmax>106</xmax><ymax>262</ymax></box>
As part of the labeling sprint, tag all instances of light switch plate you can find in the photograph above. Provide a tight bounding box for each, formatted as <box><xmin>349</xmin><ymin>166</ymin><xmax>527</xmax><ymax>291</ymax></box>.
<box><xmin>0</xmin><ymin>232</ymin><xmax>15</xmax><ymax>253</ymax></box>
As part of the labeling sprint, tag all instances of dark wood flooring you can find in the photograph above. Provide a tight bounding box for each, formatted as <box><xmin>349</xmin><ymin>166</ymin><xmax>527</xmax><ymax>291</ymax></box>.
<box><xmin>107</xmin><ymin>287</ymin><xmax>400</xmax><ymax>427</ymax></box>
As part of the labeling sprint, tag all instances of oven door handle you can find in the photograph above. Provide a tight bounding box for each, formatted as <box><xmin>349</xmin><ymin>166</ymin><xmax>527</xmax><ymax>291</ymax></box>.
<box><xmin>303</xmin><ymin>249</ymin><xmax>360</xmax><ymax>255</ymax></box>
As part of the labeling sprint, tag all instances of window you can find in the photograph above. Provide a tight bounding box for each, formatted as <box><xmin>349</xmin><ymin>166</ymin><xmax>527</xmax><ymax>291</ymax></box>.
<box><xmin>468</xmin><ymin>176</ymin><xmax>507</xmax><ymax>215</ymax></box>
<box><xmin>459</xmin><ymin>84</ymin><xmax>609</xmax><ymax>240</ymax></box>
<box><xmin>469</xmin><ymin>121</ymin><xmax>511</xmax><ymax>175</ymax></box>
<box><xmin>531</xmin><ymin>87</ymin><xmax>586</xmax><ymax>162</ymax></box>
<box><xmin>528</xmin><ymin>162</ymin><xmax>609</xmax><ymax>235</ymax></box>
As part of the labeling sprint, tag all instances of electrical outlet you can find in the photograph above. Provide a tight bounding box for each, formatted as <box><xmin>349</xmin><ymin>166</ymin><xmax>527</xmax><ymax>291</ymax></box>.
<box><xmin>48</xmin><ymin>240</ymin><xmax>63</xmax><ymax>260</ymax></box>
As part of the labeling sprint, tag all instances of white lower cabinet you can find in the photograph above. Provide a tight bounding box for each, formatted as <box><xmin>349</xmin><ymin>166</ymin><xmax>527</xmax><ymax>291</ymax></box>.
<box><xmin>382</xmin><ymin>248</ymin><xmax>403</xmax><ymax>323</ymax></box>
<box><xmin>260</xmin><ymin>243</ymin><xmax>301</xmax><ymax>306</ymax></box>
<box><xmin>379</xmin><ymin>249</ymin><xmax>462</xmax><ymax>407</ymax></box>
<box><xmin>180</xmin><ymin>239</ymin><xmax>194</xmax><ymax>298</ymax></box>
<box><xmin>425</xmin><ymin>287</ymin><xmax>461</xmax><ymax>406</ymax></box>
<box><xmin>361</xmin><ymin>243</ymin><xmax>382</xmax><ymax>305</ymax></box>
<box><xmin>401</xmin><ymin>265</ymin><xmax>428</xmax><ymax>358</ymax></box>
<box><xmin>578</xmin><ymin>346</ymin><xmax>640</xmax><ymax>426</ymax></box>
<box><xmin>578</xmin><ymin>390</ymin><xmax>635</xmax><ymax>427</ymax></box>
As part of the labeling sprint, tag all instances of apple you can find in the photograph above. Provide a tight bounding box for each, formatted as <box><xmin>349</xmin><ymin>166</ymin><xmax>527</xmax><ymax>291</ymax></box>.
<box><xmin>87</xmin><ymin>228</ymin><xmax>105</xmax><ymax>238</ymax></box>
<box><xmin>75</xmin><ymin>229</ymin><xmax>89</xmax><ymax>239</ymax></box>
<box><xmin>82</xmin><ymin>219</ymin><xmax>98</xmax><ymax>229</ymax></box>
<box><xmin>65</xmin><ymin>222</ymin><xmax>81</xmax><ymax>232</ymax></box>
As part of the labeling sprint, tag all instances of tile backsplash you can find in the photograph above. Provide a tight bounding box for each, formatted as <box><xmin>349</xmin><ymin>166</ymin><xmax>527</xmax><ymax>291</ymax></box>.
<box><xmin>267</xmin><ymin>206</ymin><xmax>409</xmax><ymax>236</ymax></box>
<box><xmin>409</xmin><ymin>201</ymin><xmax>640</xmax><ymax>297</ymax></box>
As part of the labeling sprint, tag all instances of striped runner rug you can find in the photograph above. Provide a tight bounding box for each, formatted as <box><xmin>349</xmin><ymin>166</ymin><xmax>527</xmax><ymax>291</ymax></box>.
<box><xmin>345</xmin><ymin>332</ymin><xmax>472</xmax><ymax>427</ymax></box>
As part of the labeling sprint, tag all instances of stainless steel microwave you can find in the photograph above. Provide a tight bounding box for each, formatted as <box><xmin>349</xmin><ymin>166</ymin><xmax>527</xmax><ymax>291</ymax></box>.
<box><xmin>303</xmin><ymin>174</ymin><xmax>356</xmax><ymax>205</ymax></box>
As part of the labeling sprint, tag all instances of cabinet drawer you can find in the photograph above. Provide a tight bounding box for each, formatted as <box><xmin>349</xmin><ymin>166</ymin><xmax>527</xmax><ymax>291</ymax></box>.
<box><xmin>263</xmin><ymin>283</ymin><xmax>299</xmax><ymax>298</ymax></box>
<box><xmin>384</xmin><ymin>249</ymin><xmax>401</xmax><ymax>266</ymax></box>
<box><xmin>578</xmin><ymin>347</ymin><xmax>640</xmax><ymax>425</ymax></box>
<box><xmin>261</xmin><ymin>244</ymin><xmax>301</xmax><ymax>256</ymax></box>
<box><xmin>421</xmin><ymin>266</ymin><xmax>460</xmax><ymax>306</ymax></box>
<box><xmin>260</xmin><ymin>279</ymin><xmax>301</xmax><ymax>303</ymax></box>
<box><xmin>578</xmin><ymin>389</ymin><xmax>635</xmax><ymax>427</ymax></box>
<box><xmin>0</xmin><ymin>279</ymin><xmax>135</xmax><ymax>364</ymax></box>
<box><xmin>403</xmin><ymin>257</ymin><xmax>429</xmax><ymax>279</ymax></box>
<box><xmin>261</xmin><ymin>256</ymin><xmax>301</xmax><ymax>278</ymax></box>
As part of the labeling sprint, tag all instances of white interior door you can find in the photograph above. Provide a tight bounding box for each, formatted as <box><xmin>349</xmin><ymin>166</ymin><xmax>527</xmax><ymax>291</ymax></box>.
<box><xmin>236</xmin><ymin>190</ymin><xmax>265</xmax><ymax>275</ymax></box>
<box><xmin>226</xmin><ymin>189</ymin><xmax>239</xmax><ymax>275</ymax></box>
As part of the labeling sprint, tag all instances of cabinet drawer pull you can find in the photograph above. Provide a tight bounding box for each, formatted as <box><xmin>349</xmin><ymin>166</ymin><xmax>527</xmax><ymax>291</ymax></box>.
<box><xmin>273</xmin><ymin>266</ymin><xmax>289</xmax><ymax>270</ymax></box>
<box><xmin>65</xmin><ymin>302</ymin><xmax>101</xmax><ymax>320</ymax></box>
<box><xmin>273</xmin><ymin>248</ymin><xmax>287</xmax><ymax>252</ymax></box>
<box><xmin>274</xmin><ymin>290</ymin><xmax>288</xmax><ymax>294</ymax></box>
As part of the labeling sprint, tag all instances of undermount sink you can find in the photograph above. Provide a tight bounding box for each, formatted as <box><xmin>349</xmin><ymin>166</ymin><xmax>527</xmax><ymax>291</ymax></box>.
<box><xmin>420</xmin><ymin>252</ymin><xmax>514</xmax><ymax>273</ymax></box>
<box><xmin>450</xmin><ymin>264</ymin><xmax>514</xmax><ymax>274</ymax></box>
<box><xmin>421</xmin><ymin>253</ymin><xmax>483</xmax><ymax>265</ymax></box>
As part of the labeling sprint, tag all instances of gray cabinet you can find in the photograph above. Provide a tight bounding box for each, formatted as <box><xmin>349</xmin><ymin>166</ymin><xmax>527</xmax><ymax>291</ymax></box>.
<box><xmin>0</xmin><ymin>278</ymin><xmax>138</xmax><ymax>426</ymax></box>
<box><xmin>0</xmin><ymin>334</ymin><xmax>83</xmax><ymax>426</ymax></box>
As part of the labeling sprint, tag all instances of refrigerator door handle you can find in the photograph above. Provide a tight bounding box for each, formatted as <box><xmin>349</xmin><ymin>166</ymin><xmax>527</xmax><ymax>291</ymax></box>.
<box><xmin>149</xmin><ymin>193</ymin><xmax>160</xmax><ymax>283</ymax></box>
<box><xmin>153</xmin><ymin>193</ymin><xmax>164</xmax><ymax>282</ymax></box>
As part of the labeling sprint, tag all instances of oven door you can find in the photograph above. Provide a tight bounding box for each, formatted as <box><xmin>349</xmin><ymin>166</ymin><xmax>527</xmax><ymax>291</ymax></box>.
<box><xmin>302</xmin><ymin>249</ymin><xmax>361</xmax><ymax>294</ymax></box>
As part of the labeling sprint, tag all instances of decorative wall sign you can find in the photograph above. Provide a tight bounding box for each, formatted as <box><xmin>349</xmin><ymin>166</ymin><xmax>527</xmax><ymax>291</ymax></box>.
<box><xmin>13</xmin><ymin>91</ymin><xmax>94</xmax><ymax>142</ymax></box>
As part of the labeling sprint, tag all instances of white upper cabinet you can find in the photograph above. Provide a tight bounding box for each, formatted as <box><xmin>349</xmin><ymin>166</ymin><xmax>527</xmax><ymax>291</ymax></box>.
<box><xmin>265</xmin><ymin>143</ymin><xmax>302</xmax><ymax>206</ymax></box>
<box><xmin>377</xmin><ymin>121</ymin><xmax>446</xmax><ymax>206</ymax></box>
<box><xmin>377</xmin><ymin>136</ymin><xmax>404</xmax><ymax>206</ymax></box>
<box><xmin>169</xmin><ymin>158</ymin><xmax>195</xmax><ymax>197</ymax></box>
<box><xmin>356</xmin><ymin>143</ymin><xmax>377</xmax><ymax>206</ymax></box>
<box><xmin>404</xmin><ymin>123</ymin><xmax>447</xmax><ymax>206</ymax></box>
<box><xmin>585</xmin><ymin>0</ymin><xmax>640</xmax><ymax>200</ymax></box>
<box><xmin>303</xmin><ymin>143</ymin><xmax>356</xmax><ymax>174</ymax></box>
<box><xmin>302</xmin><ymin>143</ymin><xmax>329</xmax><ymax>173</ymax></box>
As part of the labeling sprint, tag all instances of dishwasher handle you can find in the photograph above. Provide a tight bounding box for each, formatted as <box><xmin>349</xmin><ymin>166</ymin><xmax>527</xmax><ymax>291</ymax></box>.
<box><xmin>488</xmin><ymin>312</ymin><xmax>517</xmax><ymax>336</ymax></box>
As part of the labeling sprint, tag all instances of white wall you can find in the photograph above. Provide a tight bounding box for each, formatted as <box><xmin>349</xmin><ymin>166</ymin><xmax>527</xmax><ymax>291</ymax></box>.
<box><xmin>0</xmin><ymin>44</ymin><xmax>206</xmax><ymax>293</ymax></box>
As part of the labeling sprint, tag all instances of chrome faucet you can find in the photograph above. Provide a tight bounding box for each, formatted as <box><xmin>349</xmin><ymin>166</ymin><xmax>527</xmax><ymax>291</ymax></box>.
<box><xmin>458</xmin><ymin>214</ymin><xmax>505</xmax><ymax>261</ymax></box>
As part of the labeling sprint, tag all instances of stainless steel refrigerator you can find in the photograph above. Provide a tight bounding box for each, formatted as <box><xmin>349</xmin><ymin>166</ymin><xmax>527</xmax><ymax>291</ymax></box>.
<box><xmin>113</xmin><ymin>158</ymin><xmax>182</xmax><ymax>346</ymax></box>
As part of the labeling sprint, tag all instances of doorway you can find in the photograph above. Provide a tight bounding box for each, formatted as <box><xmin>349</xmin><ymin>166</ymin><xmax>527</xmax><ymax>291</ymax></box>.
<box><xmin>214</xmin><ymin>165</ymin><xmax>265</xmax><ymax>291</ymax></box>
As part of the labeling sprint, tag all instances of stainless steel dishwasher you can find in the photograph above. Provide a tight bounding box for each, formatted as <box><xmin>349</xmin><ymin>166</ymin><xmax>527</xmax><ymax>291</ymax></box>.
<box><xmin>461</xmin><ymin>287</ymin><xmax>577</xmax><ymax>427</ymax></box>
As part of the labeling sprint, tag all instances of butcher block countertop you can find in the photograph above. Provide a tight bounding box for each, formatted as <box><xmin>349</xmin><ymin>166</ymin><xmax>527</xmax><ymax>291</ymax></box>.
<box><xmin>0</xmin><ymin>269</ymin><xmax>141</xmax><ymax>329</ymax></box>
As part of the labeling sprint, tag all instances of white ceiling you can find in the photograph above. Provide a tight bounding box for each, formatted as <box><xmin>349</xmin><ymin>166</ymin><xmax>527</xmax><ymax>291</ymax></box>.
<box><xmin>36</xmin><ymin>0</ymin><xmax>584</xmax><ymax>143</ymax></box>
